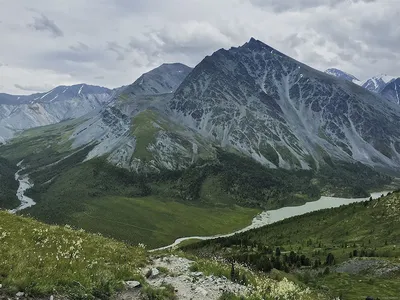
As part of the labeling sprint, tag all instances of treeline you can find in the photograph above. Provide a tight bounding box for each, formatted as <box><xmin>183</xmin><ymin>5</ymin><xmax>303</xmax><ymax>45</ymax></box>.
<box><xmin>0</xmin><ymin>157</ymin><xmax>19</xmax><ymax>209</ymax></box>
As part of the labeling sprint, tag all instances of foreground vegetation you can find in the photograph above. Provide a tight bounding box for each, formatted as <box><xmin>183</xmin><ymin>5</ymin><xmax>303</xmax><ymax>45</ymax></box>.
<box><xmin>0</xmin><ymin>211</ymin><xmax>147</xmax><ymax>298</ymax></box>
<box><xmin>183</xmin><ymin>191</ymin><xmax>400</xmax><ymax>299</ymax></box>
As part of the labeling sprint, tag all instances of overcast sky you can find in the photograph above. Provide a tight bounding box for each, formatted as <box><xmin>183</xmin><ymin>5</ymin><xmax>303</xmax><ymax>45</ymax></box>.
<box><xmin>0</xmin><ymin>0</ymin><xmax>398</xmax><ymax>94</ymax></box>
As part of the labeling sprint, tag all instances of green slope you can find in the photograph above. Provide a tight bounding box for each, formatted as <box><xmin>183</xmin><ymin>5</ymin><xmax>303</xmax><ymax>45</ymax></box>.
<box><xmin>182</xmin><ymin>192</ymin><xmax>400</xmax><ymax>299</ymax></box>
<box><xmin>0</xmin><ymin>211</ymin><xmax>147</xmax><ymax>298</ymax></box>
<box><xmin>0</xmin><ymin>157</ymin><xmax>19</xmax><ymax>209</ymax></box>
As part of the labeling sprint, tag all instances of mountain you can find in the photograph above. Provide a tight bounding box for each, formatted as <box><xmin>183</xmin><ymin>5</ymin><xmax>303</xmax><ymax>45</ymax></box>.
<box><xmin>5</xmin><ymin>40</ymin><xmax>400</xmax><ymax>173</ymax></box>
<box><xmin>168</xmin><ymin>38</ymin><xmax>400</xmax><ymax>172</ymax></box>
<box><xmin>121</xmin><ymin>63</ymin><xmax>192</xmax><ymax>96</ymax></box>
<box><xmin>362</xmin><ymin>74</ymin><xmax>396</xmax><ymax>93</ymax></box>
<box><xmin>67</xmin><ymin>39</ymin><xmax>400</xmax><ymax>174</ymax></box>
<box><xmin>380</xmin><ymin>78</ymin><xmax>400</xmax><ymax>104</ymax></box>
<box><xmin>0</xmin><ymin>84</ymin><xmax>113</xmax><ymax>143</ymax></box>
<box><xmin>324</xmin><ymin>69</ymin><xmax>398</xmax><ymax>95</ymax></box>
<box><xmin>324</xmin><ymin>68</ymin><xmax>361</xmax><ymax>84</ymax></box>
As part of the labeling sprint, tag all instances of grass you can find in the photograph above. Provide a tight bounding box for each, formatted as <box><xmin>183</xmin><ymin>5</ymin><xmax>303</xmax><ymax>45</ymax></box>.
<box><xmin>183</xmin><ymin>192</ymin><xmax>400</xmax><ymax>299</ymax></box>
<box><xmin>0</xmin><ymin>157</ymin><xmax>19</xmax><ymax>209</ymax></box>
<box><xmin>130</xmin><ymin>109</ymin><xmax>193</xmax><ymax>161</ymax></box>
<box><xmin>314</xmin><ymin>272</ymin><xmax>400</xmax><ymax>300</ymax></box>
<box><xmin>71</xmin><ymin>196</ymin><xmax>260</xmax><ymax>248</ymax></box>
<box><xmin>131</xmin><ymin>110</ymin><xmax>162</xmax><ymax>160</ymax></box>
<box><xmin>0</xmin><ymin>210</ymin><xmax>147</xmax><ymax>298</ymax></box>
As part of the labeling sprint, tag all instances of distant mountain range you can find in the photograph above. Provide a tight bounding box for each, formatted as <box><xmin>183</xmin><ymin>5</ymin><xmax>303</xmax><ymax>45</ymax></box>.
<box><xmin>0</xmin><ymin>63</ymin><xmax>193</xmax><ymax>144</ymax></box>
<box><xmin>324</xmin><ymin>68</ymin><xmax>399</xmax><ymax>100</ymax></box>
<box><xmin>0</xmin><ymin>84</ymin><xmax>113</xmax><ymax>143</ymax></box>
<box><xmin>325</xmin><ymin>68</ymin><xmax>361</xmax><ymax>85</ymax></box>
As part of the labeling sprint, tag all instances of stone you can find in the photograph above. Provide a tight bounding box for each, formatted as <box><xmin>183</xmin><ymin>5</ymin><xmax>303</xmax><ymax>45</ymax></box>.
<box><xmin>0</xmin><ymin>284</ymin><xmax>2</xmax><ymax>288</ymax></box>
<box><xmin>50</xmin><ymin>296</ymin><xmax>54</xmax><ymax>300</ymax></box>
<box><xmin>125</xmin><ymin>281</ymin><xmax>141</xmax><ymax>289</ymax></box>
<box><xmin>16</xmin><ymin>292</ymin><xmax>24</xmax><ymax>297</ymax></box>
<box><xmin>191</xmin><ymin>271</ymin><xmax>203</xmax><ymax>277</ymax></box>
<box><xmin>150</xmin><ymin>268</ymin><xmax>160</xmax><ymax>278</ymax></box>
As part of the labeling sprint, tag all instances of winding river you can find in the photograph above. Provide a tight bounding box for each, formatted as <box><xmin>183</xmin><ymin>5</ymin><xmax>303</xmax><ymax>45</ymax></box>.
<box><xmin>9</xmin><ymin>161</ymin><xmax>36</xmax><ymax>214</ymax></box>
<box><xmin>151</xmin><ymin>191</ymin><xmax>391</xmax><ymax>251</ymax></box>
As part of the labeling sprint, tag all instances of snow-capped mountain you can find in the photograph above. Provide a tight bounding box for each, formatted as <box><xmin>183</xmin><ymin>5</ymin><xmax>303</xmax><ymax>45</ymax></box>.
<box><xmin>362</xmin><ymin>75</ymin><xmax>396</xmax><ymax>93</ymax></box>
<box><xmin>380</xmin><ymin>78</ymin><xmax>400</xmax><ymax>104</ymax></box>
<box><xmin>0</xmin><ymin>84</ymin><xmax>113</xmax><ymax>143</ymax></box>
<box><xmin>324</xmin><ymin>68</ymin><xmax>361</xmax><ymax>85</ymax></box>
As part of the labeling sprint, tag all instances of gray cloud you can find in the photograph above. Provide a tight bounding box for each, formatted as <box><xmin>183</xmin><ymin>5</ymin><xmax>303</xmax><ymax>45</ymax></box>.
<box><xmin>0</xmin><ymin>0</ymin><xmax>398</xmax><ymax>95</ymax></box>
<box><xmin>69</xmin><ymin>42</ymin><xmax>90</xmax><ymax>52</ymax></box>
<box><xmin>106</xmin><ymin>42</ymin><xmax>127</xmax><ymax>61</ymax></box>
<box><xmin>29</xmin><ymin>13</ymin><xmax>63</xmax><ymax>37</ymax></box>
<box><xmin>14</xmin><ymin>83</ymin><xmax>51</xmax><ymax>92</ymax></box>
<box><xmin>249</xmin><ymin>0</ymin><xmax>376</xmax><ymax>12</ymax></box>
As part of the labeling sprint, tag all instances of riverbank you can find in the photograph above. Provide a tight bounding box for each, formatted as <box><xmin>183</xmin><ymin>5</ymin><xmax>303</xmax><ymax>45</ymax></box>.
<box><xmin>151</xmin><ymin>191</ymin><xmax>391</xmax><ymax>251</ymax></box>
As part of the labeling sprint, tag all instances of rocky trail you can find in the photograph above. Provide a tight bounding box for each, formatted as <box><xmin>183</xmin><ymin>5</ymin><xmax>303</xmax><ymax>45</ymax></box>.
<box><xmin>120</xmin><ymin>255</ymin><xmax>250</xmax><ymax>300</ymax></box>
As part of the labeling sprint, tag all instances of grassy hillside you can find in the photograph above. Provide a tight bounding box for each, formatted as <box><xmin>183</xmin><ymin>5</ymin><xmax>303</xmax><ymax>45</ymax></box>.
<box><xmin>0</xmin><ymin>157</ymin><xmax>19</xmax><ymax>209</ymax></box>
<box><xmin>183</xmin><ymin>191</ymin><xmax>400</xmax><ymax>299</ymax></box>
<box><xmin>0</xmin><ymin>210</ymin><xmax>147</xmax><ymax>298</ymax></box>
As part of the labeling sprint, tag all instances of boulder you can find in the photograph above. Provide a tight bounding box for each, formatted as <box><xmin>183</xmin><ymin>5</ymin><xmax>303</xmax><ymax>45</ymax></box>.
<box><xmin>125</xmin><ymin>281</ymin><xmax>141</xmax><ymax>289</ymax></box>
<box><xmin>150</xmin><ymin>268</ymin><xmax>160</xmax><ymax>278</ymax></box>
<box><xmin>16</xmin><ymin>292</ymin><xmax>24</xmax><ymax>297</ymax></box>
<box><xmin>191</xmin><ymin>272</ymin><xmax>203</xmax><ymax>278</ymax></box>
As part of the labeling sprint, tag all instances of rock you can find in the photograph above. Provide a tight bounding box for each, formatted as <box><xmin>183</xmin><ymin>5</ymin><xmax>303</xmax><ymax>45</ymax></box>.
<box><xmin>195</xmin><ymin>287</ymin><xmax>208</xmax><ymax>296</ymax></box>
<box><xmin>151</xmin><ymin>268</ymin><xmax>160</xmax><ymax>278</ymax></box>
<box><xmin>16</xmin><ymin>292</ymin><xmax>24</xmax><ymax>297</ymax></box>
<box><xmin>191</xmin><ymin>271</ymin><xmax>203</xmax><ymax>277</ymax></box>
<box><xmin>125</xmin><ymin>281</ymin><xmax>141</xmax><ymax>289</ymax></box>
<box><xmin>0</xmin><ymin>284</ymin><xmax>2</xmax><ymax>288</ymax></box>
<box><xmin>50</xmin><ymin>296</ymin><xmax>54</xmax><ymax>300</ymax></box>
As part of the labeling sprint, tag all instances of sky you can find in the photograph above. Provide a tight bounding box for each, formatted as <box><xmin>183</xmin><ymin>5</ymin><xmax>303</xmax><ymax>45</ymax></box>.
<box><xmin>0</xmin><ymin>0</ymin><xmax>399</xmax><ymax>94</ymax></box>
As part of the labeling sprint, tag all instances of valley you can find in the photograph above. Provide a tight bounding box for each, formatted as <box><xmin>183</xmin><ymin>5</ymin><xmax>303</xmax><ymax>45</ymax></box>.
<box><xmin>1</xmin><ymin>36</ymin><xmax>400</xmax><ymax>300</ymax></box>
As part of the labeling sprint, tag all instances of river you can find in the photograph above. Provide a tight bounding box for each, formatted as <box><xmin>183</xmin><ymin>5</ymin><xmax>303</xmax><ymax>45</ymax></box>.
<box><xmin>151</xmin><ymin>191</ymin><xmax>391</xmax><ymax>251</ymax></box>
<box><xmin>9</xmin><ymin>161</ymin><xmax>36</xmax><ymax>214</ymax></box>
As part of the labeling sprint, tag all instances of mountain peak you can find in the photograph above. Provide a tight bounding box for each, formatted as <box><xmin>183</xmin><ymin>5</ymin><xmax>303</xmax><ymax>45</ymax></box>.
<box><xmin>325</xmin><ymin>68</ymin><xmax>361</xmax><ymax>84</ymax></box>
<box><xmin>121</xmin><ymin>63</ymin><xmax>192</xmax><ymax>97</ymax></box>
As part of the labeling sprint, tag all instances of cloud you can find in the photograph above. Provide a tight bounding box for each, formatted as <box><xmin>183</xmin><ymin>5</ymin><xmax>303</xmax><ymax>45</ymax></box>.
<box><xmin>249</xmin><ymin>0</ymin><xmax>376</xmax><ymax>12</ymax></box>
<box><xmin>14</xmin><ymin>83</ymin><xmax>51</xmax><ymax>92</ymax></box>
<box><xmin>0</xmin><ymin>0</ymin><xmax>398</xmax><ymax>95</ymax></box>
<box><xmin>106</xmin><ymin>42</ymin><xmax>127</xmax><ymax>61</ymax></box>
<box><xmin>29</xmin><ymin>13</ymin><xmax>63</xmax><ymax>37</ymax></box>
<box><xmin>69</xmin><ymin>42</ymin><xmax>89</xmax><ymax>52</ymax></box>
